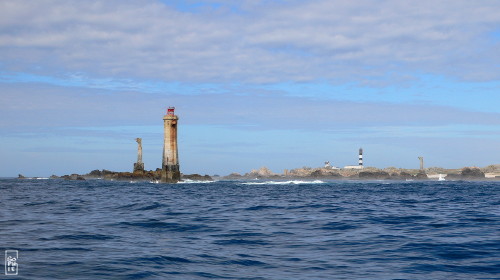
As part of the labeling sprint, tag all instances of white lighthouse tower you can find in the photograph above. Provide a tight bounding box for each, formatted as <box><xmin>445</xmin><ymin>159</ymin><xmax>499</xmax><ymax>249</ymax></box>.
<box><xmin>358</xmin><ymin>148</ymin><xmax>363</xmax><ymax>167</ymax></box>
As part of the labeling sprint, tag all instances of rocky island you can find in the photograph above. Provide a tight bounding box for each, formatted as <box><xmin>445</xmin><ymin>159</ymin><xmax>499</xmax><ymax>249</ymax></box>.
<box><xmin>18</xmin><ymin>165</ymin><xmax>499</xmax><ymax>182</ymax></box>
<box><xmin>221</xmin><ymin>165</ymin><xmax>500</xmax><ymax>181</ymax></box>
<box><xmin>32</xmin><ymin>169</ymin><xmax>213</xmax><ymax>182</ymax></box>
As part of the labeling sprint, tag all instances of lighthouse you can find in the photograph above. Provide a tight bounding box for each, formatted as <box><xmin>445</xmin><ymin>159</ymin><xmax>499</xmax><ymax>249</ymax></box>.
<box><xmin>359</xmin><ymin>148</ymin><xmax>363</xmax><ymax>167</ymax></box>
<box><xmin>133</xmin><ymin>138</ymin><xmax>145</xmax><ymax>173</ymax></box>
<box><xmin>161</xmin><ymin>107</ymin><xmax>180</xmax><ymax>183</ymax></box>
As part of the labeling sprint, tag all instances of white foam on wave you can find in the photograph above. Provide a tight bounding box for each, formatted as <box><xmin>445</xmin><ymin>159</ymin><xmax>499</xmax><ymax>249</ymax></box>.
<box><xmin>179</xmin><ymin>179</ymin><xmax>215</xmax><ymax>184</ymax></box>
<box><xmin>148</xmin><ymin>179</ymin><xmax>215</xmax><ymax>184</ymax></box>
<box><xmin>34</xmin><ymin>177</ymin><xmax>49</xmax><ymax>180</ymax></box>
<box><xmin>242</xmin><ymin>180</ymin><xmax>325</xmax><ymax>185</ymax></box>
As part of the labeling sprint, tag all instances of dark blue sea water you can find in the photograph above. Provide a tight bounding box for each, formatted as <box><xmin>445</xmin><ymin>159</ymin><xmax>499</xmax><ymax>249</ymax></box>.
<box><xmin>0</xmin><ymin>178</ymin><xmax>499</xmax><ymax>279</ymax></box>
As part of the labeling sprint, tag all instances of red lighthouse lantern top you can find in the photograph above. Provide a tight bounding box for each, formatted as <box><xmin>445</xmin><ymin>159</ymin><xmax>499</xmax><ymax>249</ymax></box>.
<box><xmin>167</xmin><ymin>107</ymin><xmax>175</xmax><ymax>115</ymax></box>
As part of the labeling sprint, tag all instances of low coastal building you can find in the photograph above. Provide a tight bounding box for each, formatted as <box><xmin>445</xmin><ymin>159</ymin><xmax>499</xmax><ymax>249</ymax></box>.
<box><xmin>344</xmin><ymin>165</ymin><xmax>364</xmax><ymax>169</ymax></box>
<box><xmin>324</xmin><ymin>161</ymin><xmax>340</xmax><ymax>170</ymax></box>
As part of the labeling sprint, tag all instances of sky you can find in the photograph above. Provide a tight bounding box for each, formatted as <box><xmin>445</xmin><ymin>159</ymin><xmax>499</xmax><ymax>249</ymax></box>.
<box><xmin>0</xmin><ymin>0</ymin><xmax>499</xmax><ymax>177</ymax></box>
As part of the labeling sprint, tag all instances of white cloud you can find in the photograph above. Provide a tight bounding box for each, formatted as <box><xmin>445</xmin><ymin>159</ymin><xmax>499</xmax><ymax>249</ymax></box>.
<box><xmin>0</xmin><ymin>0</ymin><xmax>499</xmax><ymax>83</ymax></box>
<box><xmin>1</xmin><ymin>82</ymin><xmax>499</xmax><ymax>134</ymax></box>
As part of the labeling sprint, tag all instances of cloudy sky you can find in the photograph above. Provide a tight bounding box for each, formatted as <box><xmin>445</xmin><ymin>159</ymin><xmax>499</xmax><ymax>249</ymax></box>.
<box><xmin>1</xmin><ymin>0</ymin><xmax>499</xmax><ymax>177</ymax></box>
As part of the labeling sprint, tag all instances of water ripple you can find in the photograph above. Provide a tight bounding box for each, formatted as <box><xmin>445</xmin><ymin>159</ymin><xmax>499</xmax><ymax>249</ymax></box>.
<box><xmin>0</xmin><ymin>178</ymin><xmax>498</xmax><ymax>279</ymax></box>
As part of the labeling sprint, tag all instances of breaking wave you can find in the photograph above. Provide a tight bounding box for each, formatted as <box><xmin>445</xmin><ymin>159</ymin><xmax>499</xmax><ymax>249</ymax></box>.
<box><xmin>242</xmin><ymin>180</ymin><xmax>325</xmax><ymax>185</ymax></box>
<box><xmin>149</xmin><ymin>179</ymin><xmax>216</xmax><ymax>184</ymax></box>
<box><xmin>148</xmin><ymin>179</ymin><xmax>215</xmax><ymax>184</ymax></box>
<box><xmin>179</xmin><ymin>179</ymin><xmax>215</xmax><ymax>184</ymax></box>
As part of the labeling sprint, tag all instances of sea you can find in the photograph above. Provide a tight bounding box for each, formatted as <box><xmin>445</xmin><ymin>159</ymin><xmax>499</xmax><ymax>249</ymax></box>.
<box><xmin>0</xmin><ymin>178</ymin><xmax>499</xmax><ymax>280</ymax></box>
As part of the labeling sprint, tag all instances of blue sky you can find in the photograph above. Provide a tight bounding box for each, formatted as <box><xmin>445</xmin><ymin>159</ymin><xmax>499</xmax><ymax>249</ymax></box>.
<box><xmin>0</xmin><ymin>0</ymin><xmax>499</xmax><ymax>176</ymax></box>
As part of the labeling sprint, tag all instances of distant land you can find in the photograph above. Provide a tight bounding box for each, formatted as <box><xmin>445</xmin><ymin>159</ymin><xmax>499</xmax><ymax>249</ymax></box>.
<box><xmin>221</xmin><ymin>165</ymin><xmax>500</xmax><ymax>181</ymax></box>
<box><xmin>17</xmin><ymin>164</ymin><xmax>500</xmax><ymax>182</ymax></box>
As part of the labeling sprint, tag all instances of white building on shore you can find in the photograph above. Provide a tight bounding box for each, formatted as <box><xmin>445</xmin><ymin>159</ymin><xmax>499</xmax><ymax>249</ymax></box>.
<box><xmin>343</xmin><ymin>165</ymin><xmax>363</xmax><ymax>169</ymax></box>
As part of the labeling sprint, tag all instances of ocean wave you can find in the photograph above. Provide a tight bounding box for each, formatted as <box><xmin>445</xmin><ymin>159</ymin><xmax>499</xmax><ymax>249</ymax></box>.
<box><xmin>148</xmin><ymin>179</ymin><xmax>215</xmax><ymax>184</ymax></box>
<box><xmin>242</xmin><ymin>180</ymin><xmax>325</xmax><ymax>185</ymax></box>
<box><xmin>179</xmin><ymin>179</ymin><xmax>215</xmax><ymax>184</ymax></box>
<box><xmin>2</xmin><ymin>179</ymin><xmax>498</xmax><ymax>279</ymax></box>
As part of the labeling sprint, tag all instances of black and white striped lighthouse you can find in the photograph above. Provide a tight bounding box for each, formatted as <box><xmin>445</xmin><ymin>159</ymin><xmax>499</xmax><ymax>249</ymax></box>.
<box><xmin>358</xmin><ymin>148</ymin><xmax>363</xmax><ymax>167</ymax></box>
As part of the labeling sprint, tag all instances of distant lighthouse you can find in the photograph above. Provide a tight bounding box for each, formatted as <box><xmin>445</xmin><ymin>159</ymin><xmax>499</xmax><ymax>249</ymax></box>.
<box><xmin>133</xmin><ymin>138</ymin><xmax>145</xmax><ymax>173</ymax></box>
<box><xmin>161</xmin><ymin>107</ymin><xmax>180</xmax><ymax>183</ymax></box>
<box><xmin>359</xmin><ymin>148</ymin><xmax>363</xmax><ymax>167</ymax></box>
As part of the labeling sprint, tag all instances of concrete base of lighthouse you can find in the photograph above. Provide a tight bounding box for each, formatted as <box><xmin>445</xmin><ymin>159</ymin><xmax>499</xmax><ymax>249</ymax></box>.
<box><xmin>133</xmin><ymin>162</ymin><xmax>145</xmax><ymax>173</ymax></box>
<box><xmin>161</xmin><ymin>164</ymin><xmax>180</xmax><ymax>183</ymax></box>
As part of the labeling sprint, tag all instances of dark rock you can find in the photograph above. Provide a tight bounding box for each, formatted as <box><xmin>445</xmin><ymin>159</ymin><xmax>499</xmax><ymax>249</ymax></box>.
<box><xmin>460</xmin><ymin>167</ymin><xmax>485</xmax><ymax>179</ymax></box>
<box><xmin>390</xmin><ymin>171</ymin><xmax>414</xmax><ymax>180</ymax></box>
<box><xmin>414</xmin><ymin>171</ymin><xmax>428</xmax><ymax>180</ymax></box>
<box><xmin>446</xmin><ymin>167</ymin><xmax>485</xmax><ymax>180</ymax></box>
<box><xmin>309</xmin><ymin>169</ymin><xmax>342</xmax><ymax>178</ymax></box>
<box><xmin>224</xmin><ymin>173</ymin><xmax>244</xmax><ymax>180</ymax></box>
<box><xmin>98</xmin><ymin>170</ymin><xmax>161</xmax><ymax>181</ymax></box>
<box><xmin>18</xmin><ymin>174</ymin><xmax>26</xmax><ymax>179</ymax></box>
<box><xmin>87</xmin><ymin>170</ymin><xmax>102</xmax><ymax>177</ymax></box>
<box><xmin>444</xmin><ymin>173</ymin><xmax>461</xmax><ymax>180</ymax></box>
<box><xmin>61</xmin><ymin>174</ymin><xmax>85</xmax><ymax>180</ymax></box>
<box><xmin>101</xmin><ymin>169</ymin><xmax>115</xmax><ymax>176</ymax></box>
<box><xmin>400</xmin><ymin>171</ymin><xmax>413</xmax><ymax>178</ymax></box>
<box><xmin>358</xmin><ymin>171</ymin><xmax>391</xmax><ymax>179</ymax></box>
<box><xmin>182</xmin><ymin>174</ymin><xmax>213</xmax><ymax>181</ymax></box>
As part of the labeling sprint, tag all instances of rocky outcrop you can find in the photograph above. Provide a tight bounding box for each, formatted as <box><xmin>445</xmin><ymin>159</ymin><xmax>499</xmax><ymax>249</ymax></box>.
<box><xmin>481</xmin><ymin>164</ymin><xmax>500</xmax><ymax>173</ymax></box>
<box><xmin>225</xmin><ymin>166</ymin><xmax>437</xmax><ymax>180</ymax></box>
<box><xmin>460</xmin><ymin>167</ymin><xmax>485</xmax><ymax>179</ymax></box>
<box><xmin>223</xmin><ymin>173</ymin><xmax>244</xmax><ymax>180</ymax></box>
<box><xmin>49</xmin><ymin>169</ymin><xmax>157</xmax><ymax>181</ymax></box>
<box><xmin>182</xmin><ymin>174</ymin><xmax>213</xmax><ymax>181</ymax></box>
<box><xmin>247</xmin><ymin>167</ymin><xmax>277</xmax><ymax>178</ymax></box>
<box><xmin>414</xmin><ymin>171</ymin><xmax>429</xmax><ymax>180</ymax></box>
<box><xmin>280</xmin><ymin>167</ymin><xmax>341</xmax><ymax>179</ymax></box>
<box><xmin>31</xmin><ymin>164</ymin><xmax>498</xmax><ymax>183</ymax></box>
<box><xmin>61</xmin><ymin>174</ymin><xmax>86</xmax><ymax>180</ymax></box>
<box><xmin>50</xmin><ymin>169</ymin><xmax>213</xmax><ymax>182</ymax></box>
<box><xmin>101</xmin><ymin>171</ymin><xmax>160</xmax><ymax>181</ymax></box>
<box><xmin>87</xmin><ymin>169</ymin><xmax>103</xmax><ymax>177</ymax></box>
<box><xmin>309</xmin><ymin>169</ymin><xmax>342</xmax><ymax>179</ymax></box>
<box><xmin>358</xmin><ymin>170</ymin><xmax>391</xmax><ymax>180</ymax></box>
<box><xmin>389</xmin><ymin>171</ymin><xmax>413</xmax><ymax>180</ymax></box>
<box><xmin>446</xmin><ymin>167</ymin><xmax>485</xmax><ymax>180</ymax></box>
<box><xmin>287</xmin><ymin>167</ymin><xmax>315</xmax><ymax>177</ymax></box>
